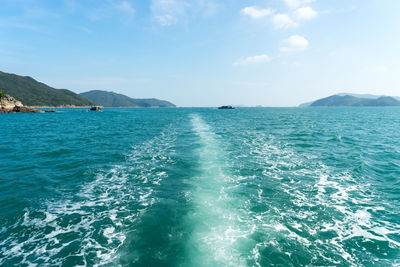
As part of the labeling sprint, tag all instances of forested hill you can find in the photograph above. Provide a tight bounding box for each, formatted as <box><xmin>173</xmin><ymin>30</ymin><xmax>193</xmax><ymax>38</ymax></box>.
<box><xmin>0</xmin><ymin>71</ymin><xmax>96</xmax><ymax>106</ymax></box>
<box><xmin>80</xmin><ymin>90</ymin><xmax>176</xmax><ymax>108</ymax></box>
<box><xmin>310</xmin><ymin>95</ymin><xmax>400</xmax><ymax>107</ymax></box>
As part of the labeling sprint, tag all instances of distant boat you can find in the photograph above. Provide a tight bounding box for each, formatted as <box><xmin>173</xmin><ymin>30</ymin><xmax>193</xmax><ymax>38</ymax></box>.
<box><xmin>90</xmin><ymin>106</ymin><xmax>102</xmax><ymax>111</ymax></box>
<box><xmin>218</xmin><ymin>105</ymin><xmax>235</xmax><ymax>109</ymax></box>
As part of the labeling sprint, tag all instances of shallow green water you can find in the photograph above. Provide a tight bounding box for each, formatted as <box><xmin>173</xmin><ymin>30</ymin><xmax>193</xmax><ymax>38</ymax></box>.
<box><xmin>1</xmin><ymin>107</ymin><xmax>400</xmax><ymax>266</ymax></box>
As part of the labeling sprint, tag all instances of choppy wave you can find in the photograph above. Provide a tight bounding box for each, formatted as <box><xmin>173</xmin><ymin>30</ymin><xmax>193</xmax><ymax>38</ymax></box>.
<box><xmin>0</xmin><ymin>123</ymin><xmax>177</xmax><ymax>266</ymax></box>
<box><xmin>184</xmin><ymin>114</ymin><xmax>252</xmax><ymax>266</ymax></box>
<box><xmin>1</xmin><ymin>108</ymin><xmax>400</xmax><ymax>266</ymax></box>
<box><xmin>186</xmin><ymin>115</ymin><xmax>243</xmax><ymax>266</ymax></box>
<box><xmin>224</xmin><ymin>131</ymin><xmax>400</xmax><ymax>266</ymax></box>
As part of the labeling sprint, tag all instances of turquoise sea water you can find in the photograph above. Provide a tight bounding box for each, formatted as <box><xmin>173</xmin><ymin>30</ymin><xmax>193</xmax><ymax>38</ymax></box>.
<box><xmin>1</xmin><ymin>107</ymin><xmax>400</xmax><ymax>266</ymax></box>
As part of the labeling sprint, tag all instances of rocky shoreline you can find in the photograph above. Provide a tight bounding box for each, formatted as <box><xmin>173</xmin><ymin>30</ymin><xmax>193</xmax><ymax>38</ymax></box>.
<box><xmin>0</xmin><ymin>93</ymin><xmax>43</xmax><ymax>113</ymax></box>
<box><xmin>0</xmin><ymin>106</ymin><xmax>43</xmax><ymax>113</ymax></box>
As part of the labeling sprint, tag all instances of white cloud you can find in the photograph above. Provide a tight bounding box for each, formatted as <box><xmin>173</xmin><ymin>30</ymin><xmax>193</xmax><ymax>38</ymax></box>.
<box><xmin>151</xmin><ymin>0</ymin><xmax>218</xmax><ymax>26</ymax></box>
<box><xmin>284</xmin><ymin>0</ymin><xmax>315</xmax><ymax>9</ymax></box>
<box><xmin>116</xmin><ymin>1</ymin><xmax>135</xmax><ymax>16</ymax></box>
<box><xmin>233</xmin><ymin>54</ymin><xmax>271</xmax><ymax>66</ymax></box>
<box><xmin>66</xmin><ymin>0</ymin><xmax>136</xmax><ymax>22</ymax></box>
<box><xmin>280</xmin><ymin>35</ymin><xmax>309</xmax><ymax>52</ymax></box>
<box><xmin>241</xmin><ymin>6</ymin><xmax>272</xmax><ymax>19</ymax></box>
<box><xmin>151</xmin><ymin>0</ymin><xmax>186</xmax><ymax>26</ymax></box>
<box><xmin>198</xmin><ymin>0</ymin><xmax>218</xmax><ymax>16</ymax></box>
<box><xmin>78</xmin><ymin>26</ymin><xmax>93</xmax><ymax>33</ymax></box>
<box><xmin>294</xmin><ymin>6</ymin><xmax>317</xmax><ymax>20</ymax></box>
<box><xmin>155</xmin><ymin>14</ymin><xmax>176</xmax><ymax>26</ymax></box>
<box><xmin>272</xmin><ymin>14</ymin><xmax>298</xmax><ymax>29</ymax></box>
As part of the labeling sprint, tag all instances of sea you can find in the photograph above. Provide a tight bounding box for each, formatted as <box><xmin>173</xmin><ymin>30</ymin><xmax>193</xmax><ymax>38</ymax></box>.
<box><xmin>1</xmin><ymin>107</ymin><xmax>399</xmax><ymax>266</ymax></box>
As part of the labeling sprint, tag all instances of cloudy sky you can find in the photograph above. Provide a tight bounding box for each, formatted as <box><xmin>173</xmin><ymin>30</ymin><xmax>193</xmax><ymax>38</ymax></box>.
<box><xmin>1</xmin><ymin>0</ymin><xmax>399</xmax><ymax>106</ymax></box>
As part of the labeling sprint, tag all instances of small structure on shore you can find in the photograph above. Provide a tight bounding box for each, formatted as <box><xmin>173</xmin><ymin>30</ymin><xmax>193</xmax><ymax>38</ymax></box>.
<box><xmin>218</xmin><ymin>105</ymin><xmax>235</xmax><ymax>109</ymax></box>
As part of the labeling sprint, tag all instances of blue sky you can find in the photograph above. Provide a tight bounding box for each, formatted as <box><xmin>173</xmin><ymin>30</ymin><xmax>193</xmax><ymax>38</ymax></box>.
<box><xmin>1</xmin><ymin>0</ymin><xmax>400</xmax><ymax>106</ymax></box>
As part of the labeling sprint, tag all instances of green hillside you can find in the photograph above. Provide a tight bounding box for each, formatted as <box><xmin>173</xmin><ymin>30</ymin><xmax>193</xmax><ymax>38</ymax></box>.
<box><xmin>0</xmin><ymin>71</ymin><xmax>96</xmax><ymax>106</ymax></box>
<box><xmin>80</xmin><ymin>90</ymin><xmax>176</xmax><ymax>108</ymax></box>
<box><xmin>310</xmin><ymin>95</ymin><xmax>400</xmax><ymax>107</ymax></box>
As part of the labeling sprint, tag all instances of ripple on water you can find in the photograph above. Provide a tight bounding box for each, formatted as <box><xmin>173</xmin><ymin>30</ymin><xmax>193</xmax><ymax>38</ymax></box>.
<box><xmin>184</xmin><ymin>114</ymin><xmax>254</xmax><ymax>267</ymax></box>
<box><xmin>1</xmin><ymin>108</ymin><xmax>400</xmax><ymax>266</ymax></box>
<box><xmin>0</xmin><ymin>123</ymin><xmax>177</xmax><ymax>266</ymax></box>
<box><xmin>222</xmin><ymin>130</ymin><xmax>400</xmax><ymax>266</ymax></box>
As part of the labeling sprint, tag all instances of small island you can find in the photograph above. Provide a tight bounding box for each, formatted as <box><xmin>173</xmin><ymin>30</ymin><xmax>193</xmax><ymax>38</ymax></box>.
<box><xmin>300</xmin><ymin>94</ymin><xmax>400</xmax><ymax>107</ymax></box>
<box><xmin>218</xmin><ymin>105</ymin><xmax>235</xmax><ymax>109</ymax></box>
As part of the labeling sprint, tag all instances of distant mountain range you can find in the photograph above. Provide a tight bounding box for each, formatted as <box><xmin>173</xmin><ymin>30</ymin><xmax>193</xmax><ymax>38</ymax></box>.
<box><xmin>336</xmin><ymin>93</ymin><xmax>400</xmax><ymax>101</ymax></box>
<box><xmin>0</xmin><ymin>70</ymin><xmax>96</xmax><ymax>106</ymax></box>
<box><xmin>300</xmin><ymin>94</ymin><xmax>400</xmax><ymax>107</ymax></box>
<box><xmin>0</xmin><ymin>70</ymin><xmax>176</xmax><ymax>107</ymax></box>
<box><xmin>80</xmin><ymin>90</ymin><xmax>176</xmax><ymax>108</ymax></box>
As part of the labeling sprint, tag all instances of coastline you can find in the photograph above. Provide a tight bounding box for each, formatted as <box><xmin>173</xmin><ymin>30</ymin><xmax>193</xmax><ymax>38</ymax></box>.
<box><xmin>30</xmin><ymin>106</ymin><xmax>175</xmax><ymax>108</ymax></box>
<box><xmin>29</xmin><ymin>105</ymin><xmax>97</xmax><ymax>109</ymax></box>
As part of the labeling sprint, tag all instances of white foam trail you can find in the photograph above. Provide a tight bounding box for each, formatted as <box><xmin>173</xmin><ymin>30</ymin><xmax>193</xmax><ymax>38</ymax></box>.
<box><xmin>239</xmin><ymin>131</ymin><xmax>400</xmax><ymax>265</ymax></box>
<box><xmin>185</xmin><ymin>114</ymin><xmax>251</xmax><ymax>267</ymax></box>
<box><xmin>0</xmin><ymin>124</ymin><xmax>177</xmax><ymax>266</ymax></box>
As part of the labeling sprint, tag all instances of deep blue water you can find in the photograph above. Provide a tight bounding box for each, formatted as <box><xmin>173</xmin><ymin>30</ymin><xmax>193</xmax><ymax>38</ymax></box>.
<box><xmin>1</xmin><ymin>107</ymin><xmax>400</xmax><ymax>266</ymax></box>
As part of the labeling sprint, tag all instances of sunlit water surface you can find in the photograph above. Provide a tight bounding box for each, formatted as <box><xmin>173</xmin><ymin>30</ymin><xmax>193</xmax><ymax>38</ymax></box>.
<box><xmin>1</xmin><ymin>107</ymin><xmax>400</xmax><ymax>266</ymax></box>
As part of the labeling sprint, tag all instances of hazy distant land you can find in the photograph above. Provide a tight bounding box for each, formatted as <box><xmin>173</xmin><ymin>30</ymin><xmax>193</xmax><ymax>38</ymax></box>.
<box><xmin>300</xmin><ymin>94</ymin><xmax>400</xmax><ymax>107</ymax></box>
<box><xmin>2</xmin><ymin>70</ymin><xmax>400</xmax><ymax>109</ymax></box>
<box><xmin>80</xmin><ymin>90</ymin><xmax>175</xmax><ymax>108</ymax></box>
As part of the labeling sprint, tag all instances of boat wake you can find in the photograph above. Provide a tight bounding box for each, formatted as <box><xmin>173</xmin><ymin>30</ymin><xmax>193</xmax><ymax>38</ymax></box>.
<box><xmin>184</xmin><ymin>114</ymin><xmax>252</xmax><ymax>266</ymax></box>
<box><xmin>0</xmin><ymin>124</ymin><xmax>177</xmax><ymax>266</ymax></box>
<box><xmin>228</xmin><ymin>131</ymin><xmax>400</xmax><ymax>265</ymax></box>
